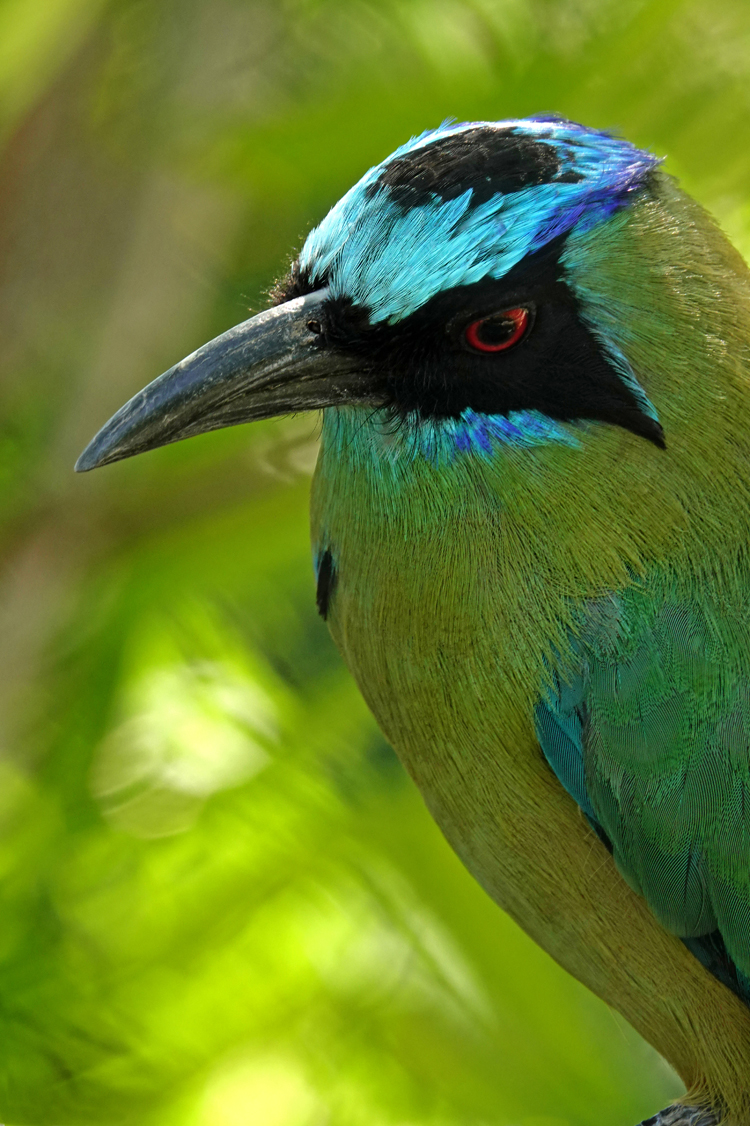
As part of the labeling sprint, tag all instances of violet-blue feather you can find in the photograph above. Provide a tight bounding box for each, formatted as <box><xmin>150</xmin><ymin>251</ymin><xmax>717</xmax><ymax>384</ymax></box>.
<box><xmin>299</xmin><ymin>118</ymin><xmax>661</xmax><ymax>325</ymax></box>
<box><xmin>321</xmin><ymin>406</ymin><xmax>581</xmax><ymax>472</ymax></box>
<box><xmin>413</xmin><ymin>408</ymin><xmax>583</xmax><ymax>462</ymax></box>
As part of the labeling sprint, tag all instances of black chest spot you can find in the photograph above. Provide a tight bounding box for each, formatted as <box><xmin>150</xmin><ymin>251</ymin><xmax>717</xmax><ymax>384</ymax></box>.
<box><xmin>316</xmin><ymin>549</ymin><xmax>337</xmax><ymax>620</ymax></box>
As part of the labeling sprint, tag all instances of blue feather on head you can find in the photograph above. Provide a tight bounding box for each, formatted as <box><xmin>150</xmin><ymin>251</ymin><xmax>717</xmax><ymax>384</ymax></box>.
<box><xmin>299</xmin><ymin>117</ymin><xmax>661</xmax><ymax>325</ymax></box>
<box><xmin>297</xmin><ymin>116</ymin><xmax>662</xmax><ymax>462</ymax></box>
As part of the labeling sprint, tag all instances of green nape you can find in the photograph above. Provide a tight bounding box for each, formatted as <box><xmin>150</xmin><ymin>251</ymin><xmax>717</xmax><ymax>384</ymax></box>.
<box><xmin>310</xmin><ymin>174</ymin><xmax>750</xmax><ymax>1125</ymax></box>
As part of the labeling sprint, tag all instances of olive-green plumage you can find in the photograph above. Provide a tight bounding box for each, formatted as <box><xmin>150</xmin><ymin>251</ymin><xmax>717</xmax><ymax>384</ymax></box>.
<box><xmin>311</xmin><ymin>179</ymin><xmax>750</xmax><ymax>1121</ymax></box>
<box><xmin>76</xmin><ymin>119</ymin><xmax>750</xmax><ymax>1125</ymax></box>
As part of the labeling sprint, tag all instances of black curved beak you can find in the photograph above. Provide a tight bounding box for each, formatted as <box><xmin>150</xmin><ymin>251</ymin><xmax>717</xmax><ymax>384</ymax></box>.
<box><xmin>75</xmin><ymin>289</ymin><xmax>371</xmax><ymax>472</ymax></box>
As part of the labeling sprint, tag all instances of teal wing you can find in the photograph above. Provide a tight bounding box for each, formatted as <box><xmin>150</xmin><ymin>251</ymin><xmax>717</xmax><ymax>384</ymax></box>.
<box><xmin>535</xmin><ymin>581</ymin><xmax>750</xmax><ymax>1003</ymax></box>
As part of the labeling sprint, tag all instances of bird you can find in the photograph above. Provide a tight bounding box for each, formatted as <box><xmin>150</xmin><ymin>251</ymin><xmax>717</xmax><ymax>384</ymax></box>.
<box><xmin>76</xmin><ymin>115</ymin><xmax>750</xmax><ymax>1126</ymax></box>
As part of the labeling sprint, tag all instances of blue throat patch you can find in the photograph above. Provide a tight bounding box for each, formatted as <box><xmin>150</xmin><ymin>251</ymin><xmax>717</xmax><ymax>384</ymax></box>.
<box><xmin>321</xmin><ymin>406</ymin><xmax>582</xmax><ymax>469</ymax></box>
<box><xmin>300</xmin><ymin>116</ymin><xmax>661</xmax><ymax>325</ymax></box>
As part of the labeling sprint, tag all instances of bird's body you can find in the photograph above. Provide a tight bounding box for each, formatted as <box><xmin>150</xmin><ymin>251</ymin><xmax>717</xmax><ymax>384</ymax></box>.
<box><xmin>78</xmin><ymin>118</ymin><xmax>750</xmax><ymax>1123</ymax></box>
<box><xmin>310</xmin><ymin>184</ymin><xmax>750</xmax><ymax>1117</ymax></box>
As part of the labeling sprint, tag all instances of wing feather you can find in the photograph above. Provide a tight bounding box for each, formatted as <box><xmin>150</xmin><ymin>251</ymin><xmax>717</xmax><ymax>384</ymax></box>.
<box><xmin>536</xmin><ymin>582</ymin><xmax>750</xmax><ymax>1000</ymax></box>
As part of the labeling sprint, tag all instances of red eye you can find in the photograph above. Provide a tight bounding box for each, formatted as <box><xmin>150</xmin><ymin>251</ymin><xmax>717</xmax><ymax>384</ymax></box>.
<box><xmin>464</xmin><ymin>307</ymin><xmax>529</xmax><ymax>353</ymax></box>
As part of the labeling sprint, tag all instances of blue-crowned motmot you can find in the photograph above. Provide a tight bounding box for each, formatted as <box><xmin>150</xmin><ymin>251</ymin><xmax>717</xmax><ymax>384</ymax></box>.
<box><xmin>77</xmin><ymin>117</ymin><xmax>750</xmax><ymax>1125</ymax></box>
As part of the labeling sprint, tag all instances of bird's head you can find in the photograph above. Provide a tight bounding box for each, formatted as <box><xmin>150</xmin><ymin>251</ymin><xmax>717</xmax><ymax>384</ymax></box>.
<box><xmin>78</xmin><ymin>116</ymin><xmax>735</xmax><ymax>475</ymax></box>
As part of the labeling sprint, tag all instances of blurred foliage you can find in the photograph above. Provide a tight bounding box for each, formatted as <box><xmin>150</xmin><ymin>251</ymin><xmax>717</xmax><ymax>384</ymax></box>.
<box><xmin>2</xmin><ymin>0</ymin><xmax>750</xmax><ymax>1122</ymax></box>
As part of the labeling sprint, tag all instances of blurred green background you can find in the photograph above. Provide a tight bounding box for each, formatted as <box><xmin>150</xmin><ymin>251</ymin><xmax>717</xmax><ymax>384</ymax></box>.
<box><xmin>3</xmin><ymin>0</ymin><xmax>750</xmax><ymax>1122</ymax></box>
